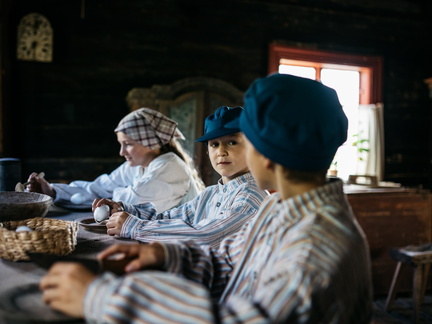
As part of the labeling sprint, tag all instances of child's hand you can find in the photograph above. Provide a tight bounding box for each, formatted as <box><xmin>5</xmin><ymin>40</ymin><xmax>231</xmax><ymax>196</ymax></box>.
<box><xmin>105</xmin><ymin>211</ymin><xmax>129</xmax><ymax>236</ymax></box>
<box><xmin>97</xmin><ymin>243</ymin><xmax>165</xmax><ymax>273</ymax></box>
<box><xmin>26</xmin><ymin>172</ymin><xmax>56</xmax><ymax>197</ymax></box>
<box><xmin>40</xmin><ymin>262</ymin><xmax>96</xmax><ymax>318</ymax></box>
<box><xmin>92</xmin><ymin>198</ymin><xmax>124</xmax><ymax>213</ymax></box>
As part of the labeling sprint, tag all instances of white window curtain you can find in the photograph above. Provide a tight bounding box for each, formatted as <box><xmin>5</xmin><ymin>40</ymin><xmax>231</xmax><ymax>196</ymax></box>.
<box><xmin>357</xmin><ymin>103</ymin><xmax>384</xmax><ymax>181</ymax></box>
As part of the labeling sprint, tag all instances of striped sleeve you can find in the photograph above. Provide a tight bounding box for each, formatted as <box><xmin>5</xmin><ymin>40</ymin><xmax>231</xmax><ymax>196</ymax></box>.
<box><xmin>84</xmin><ymin>271</ymin><xmax>215</xmax><ymax>324</ymax></box>
<box><xmin>121</xmin><ymin>182</ymin><xmax>267</xmax><ymax>249</ymax></box>
<box><xmin>122</xmin><ymin>193</ymin><xmax>198</xmax><ymax>221</ymax></box>
<box><xmin>84</xmin><ymin>236</ymin><xmax>248</xmax><ymax>323</ymax></box>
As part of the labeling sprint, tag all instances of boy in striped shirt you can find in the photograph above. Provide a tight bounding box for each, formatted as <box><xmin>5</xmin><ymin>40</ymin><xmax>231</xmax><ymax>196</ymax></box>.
<box><xmin>94</xmin><ymin>105</ymin><xmax>268</xmax><ymax>249</ymax></box>
<box><xmin>41</xmin><ymin>74</ymin><xmax>373</xmax><ymax>323</ymax></box>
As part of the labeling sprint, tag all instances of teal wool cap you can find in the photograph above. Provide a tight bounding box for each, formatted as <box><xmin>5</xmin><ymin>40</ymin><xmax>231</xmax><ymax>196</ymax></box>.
<box><xmin>196</xmin><ymin>106</ymin><xmax>243</xmax><ymax>142</ymax></box>
<box><xmin>240</xmin><ymin>74</ymin><xmax>348</xmax><ymax>171</ymax></box>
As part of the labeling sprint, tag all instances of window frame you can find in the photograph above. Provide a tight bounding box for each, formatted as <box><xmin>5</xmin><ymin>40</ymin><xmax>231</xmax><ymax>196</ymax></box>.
<box><xmin>268</xmin><ymin>43</ymin><xmax>383</xmax><ymax>104</ymax></box>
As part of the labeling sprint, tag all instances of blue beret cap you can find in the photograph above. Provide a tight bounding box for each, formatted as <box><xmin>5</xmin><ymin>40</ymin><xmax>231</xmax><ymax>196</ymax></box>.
<box><xmin>196</xmin><ymin>106</ymin><xmax>243</xmax><ymax>142</ymax></box>
<box><xmin>240</xmin><ymin>74</ymin><xmax>348</xmax><ymax>171</ymax></box>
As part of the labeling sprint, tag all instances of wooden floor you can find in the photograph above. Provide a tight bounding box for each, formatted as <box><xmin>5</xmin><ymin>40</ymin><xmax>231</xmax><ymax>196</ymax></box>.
<box><xmin>372</xmin><ymin>294</ymin><xmax>432</xmax><ymax>324</ymax></box>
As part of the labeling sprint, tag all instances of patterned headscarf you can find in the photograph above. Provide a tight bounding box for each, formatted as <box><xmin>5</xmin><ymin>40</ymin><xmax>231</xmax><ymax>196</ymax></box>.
<box><xmin>114</xmin><ymin>108</ymin><xmax>184</xmax><ymax>149</ymax></box>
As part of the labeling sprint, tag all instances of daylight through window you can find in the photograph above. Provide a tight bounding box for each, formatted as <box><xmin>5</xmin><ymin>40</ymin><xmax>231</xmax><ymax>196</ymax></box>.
<box><xmin>269</xmin><ymin>44</ymin><xmax>383</xmax><ymax>181</ymax></box>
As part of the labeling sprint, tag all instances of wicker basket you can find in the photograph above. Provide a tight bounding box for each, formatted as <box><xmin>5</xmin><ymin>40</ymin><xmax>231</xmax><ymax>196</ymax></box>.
<box><xmin>0</xmin><ymin>217</ymin><xmax>78</xmax><ymax>261</ymax></box>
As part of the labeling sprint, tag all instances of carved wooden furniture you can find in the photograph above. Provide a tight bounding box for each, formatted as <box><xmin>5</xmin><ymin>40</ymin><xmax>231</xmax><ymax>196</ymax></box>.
<box><xmin>126</xmin><ymin>77</ymin><xmax>244</xmax><ymax>185</ymax></box>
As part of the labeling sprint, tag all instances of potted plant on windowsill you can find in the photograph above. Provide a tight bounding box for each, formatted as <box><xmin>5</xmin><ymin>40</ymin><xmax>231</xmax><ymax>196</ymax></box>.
<box><xmin>347</xmin><ymin>133</ymin><xmax>375</xmax><ymax>185</ymax></box>
<box><xmin>352</xmin><ymin>133</ymin><xmax>369</xmax><ymax>164</ymax></box>
<box><xmin>328</xmin><ymin>160</ymin><xmax>338</xmax><ymax>177</ymax></box>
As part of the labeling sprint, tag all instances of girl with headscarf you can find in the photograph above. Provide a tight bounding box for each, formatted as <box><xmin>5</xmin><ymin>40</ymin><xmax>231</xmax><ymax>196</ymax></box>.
<box><xmin>26</xmin><ymin>108</ymin><xmax>204</xmax><ymax>212</ymax></box>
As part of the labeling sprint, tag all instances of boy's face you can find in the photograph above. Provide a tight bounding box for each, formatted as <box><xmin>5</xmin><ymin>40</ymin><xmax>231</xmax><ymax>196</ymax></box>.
<box><xmin>207</xmin><ymin>132</ymin><xmax>249</xmax><ymax>184</ymax></box>
<box><xmin>244</xmin><ymin>136</ymin><xmax>274</xmax><ymax>190</ymax></box>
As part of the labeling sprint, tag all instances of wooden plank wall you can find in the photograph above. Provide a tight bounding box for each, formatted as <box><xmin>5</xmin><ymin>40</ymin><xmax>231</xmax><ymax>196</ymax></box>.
<box><xmin>0</xmin><ymin>0</ymin><xmax>431</xmax><ymax>187</ymax></box>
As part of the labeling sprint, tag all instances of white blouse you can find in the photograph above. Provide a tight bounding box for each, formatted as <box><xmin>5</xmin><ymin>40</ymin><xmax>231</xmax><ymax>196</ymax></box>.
<box><xmin>52</xmin><ymin>152</ymin><xmax>200</xmax><ymax>212</ymax></box>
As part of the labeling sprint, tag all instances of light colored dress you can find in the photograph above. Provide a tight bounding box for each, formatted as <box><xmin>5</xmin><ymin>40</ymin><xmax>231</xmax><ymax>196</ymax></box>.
<box><xmin>52</xmin><ymin>152</ymin><xmax>200</xmax><ymax>212</ymax></box>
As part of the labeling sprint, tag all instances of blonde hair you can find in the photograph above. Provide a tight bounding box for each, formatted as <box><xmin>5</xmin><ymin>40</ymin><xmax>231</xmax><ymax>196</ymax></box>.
<box><xmin>160</xmin><ymin>138</ymin><xmax>206</xmax><ymax>192</ymax></box>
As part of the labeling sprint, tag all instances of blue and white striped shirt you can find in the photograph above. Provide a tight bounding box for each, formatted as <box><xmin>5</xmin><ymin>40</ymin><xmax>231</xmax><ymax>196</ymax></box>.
<box><xmin>85</xmin><ymin>179</ymin><xmax>373</xmax><ymax>324</ymax></box>
<box><xmin>119</xmin><ymin>172</ymin><xmax>269</xmax><ymax>248</ymax></box>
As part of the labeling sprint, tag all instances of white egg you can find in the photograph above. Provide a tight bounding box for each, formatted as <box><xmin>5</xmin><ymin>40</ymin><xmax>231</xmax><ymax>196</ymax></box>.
<box><xmin>94</xmin><ymin>205</ymin><xmax>110</xmax><ymax>223</ymax></box>
<box><xmin>70</xmin><ymin>193</ymin><xmax>86</xmax><ymax>205</ymax></box>
<box><xmin>16</xmin><ymin>225</ymin><xmax>33</xmax><ymax>232</ymax></box>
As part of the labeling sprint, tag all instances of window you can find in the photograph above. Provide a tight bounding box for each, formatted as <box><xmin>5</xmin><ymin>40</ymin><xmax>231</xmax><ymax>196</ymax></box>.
<box><xmin>269</xmin><ymin>44</ymin><xmax>383</xmax><ymax>181</ymax></box>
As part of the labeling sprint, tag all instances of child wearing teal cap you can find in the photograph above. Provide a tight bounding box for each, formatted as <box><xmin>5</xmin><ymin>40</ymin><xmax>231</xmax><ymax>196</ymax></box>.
<box><xmin>40</xmin><ymin>75</ymin><xmax>372</xmax><ymax>324</ymax></box>
<box><xmin>92</xmin><ymin>106</ymin><xmax>268</xmax><ymax>249</ymax></box>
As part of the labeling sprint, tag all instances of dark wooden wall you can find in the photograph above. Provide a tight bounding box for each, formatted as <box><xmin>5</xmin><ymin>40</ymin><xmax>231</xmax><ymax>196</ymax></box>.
<box><xmin>1</xmin><ymin>0</ymin><xmax>431</xmax><ymax>187</ymax></box>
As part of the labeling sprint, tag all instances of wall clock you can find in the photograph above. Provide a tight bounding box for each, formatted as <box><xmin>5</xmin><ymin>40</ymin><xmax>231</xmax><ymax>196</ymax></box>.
<box><xmin>17</xmin><ymin>13</ymin><xmax>53</xmax><ymax>62</ymax></box>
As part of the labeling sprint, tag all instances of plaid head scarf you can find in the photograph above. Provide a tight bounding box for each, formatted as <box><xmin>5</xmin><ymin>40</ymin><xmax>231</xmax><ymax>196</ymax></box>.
<box><xmin>114</xmin><ymin>108</ymin><xmax>184</xmax><ymax>149</ymax></box>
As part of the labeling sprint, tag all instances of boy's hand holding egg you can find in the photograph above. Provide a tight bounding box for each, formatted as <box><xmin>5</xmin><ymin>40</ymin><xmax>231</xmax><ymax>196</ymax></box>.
<box><xmin>94</xmin><ymin>205</ymin><xmax>110</xmax><ymax>223</ymax></box>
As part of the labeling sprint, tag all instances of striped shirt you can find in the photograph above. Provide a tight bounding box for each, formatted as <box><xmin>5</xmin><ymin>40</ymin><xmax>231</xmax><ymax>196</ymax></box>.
<box><xmin>120</xmin><ymin>172</ymin><xmax>269</xmax><ymax>248</ymax></box>
<box><xmin>84</xmin><ymin>178</ymin><xmax>373</xmax><ymax>324</ymax></box>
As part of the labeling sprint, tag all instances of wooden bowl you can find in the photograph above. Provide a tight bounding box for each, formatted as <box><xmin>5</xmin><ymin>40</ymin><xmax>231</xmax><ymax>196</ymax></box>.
<box><xmin>0</xmin><ymin>192</ymin><xmax>53</xmax><ymax>222</ymax></box>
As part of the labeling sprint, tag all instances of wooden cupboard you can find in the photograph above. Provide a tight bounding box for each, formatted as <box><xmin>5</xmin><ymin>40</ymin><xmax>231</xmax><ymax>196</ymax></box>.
<box><xmin>346</xmin><ymin>187</ymin><xmax>432</xmax><ymax>295</ymax></box>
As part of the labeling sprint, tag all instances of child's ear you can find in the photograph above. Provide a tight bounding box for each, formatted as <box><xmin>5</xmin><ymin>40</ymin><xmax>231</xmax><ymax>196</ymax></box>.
<box><xmin>264</xmin><ymin>157</ymin><xmax>275</xmax><ymax>170</ymax></box>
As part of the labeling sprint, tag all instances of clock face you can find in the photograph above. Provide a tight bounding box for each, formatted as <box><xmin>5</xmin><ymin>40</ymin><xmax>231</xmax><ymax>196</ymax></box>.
<box><xmin>17</xmin><ymin>13</ymin><xmax>53</xmax><ymax>62</ymax></box>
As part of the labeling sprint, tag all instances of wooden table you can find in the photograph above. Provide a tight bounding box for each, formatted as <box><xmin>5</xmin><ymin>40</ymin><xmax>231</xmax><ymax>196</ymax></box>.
<box><xmin>0</xmin><ymin>204</ymin><xmax>136</xmax><ymax>323</ymax></box>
